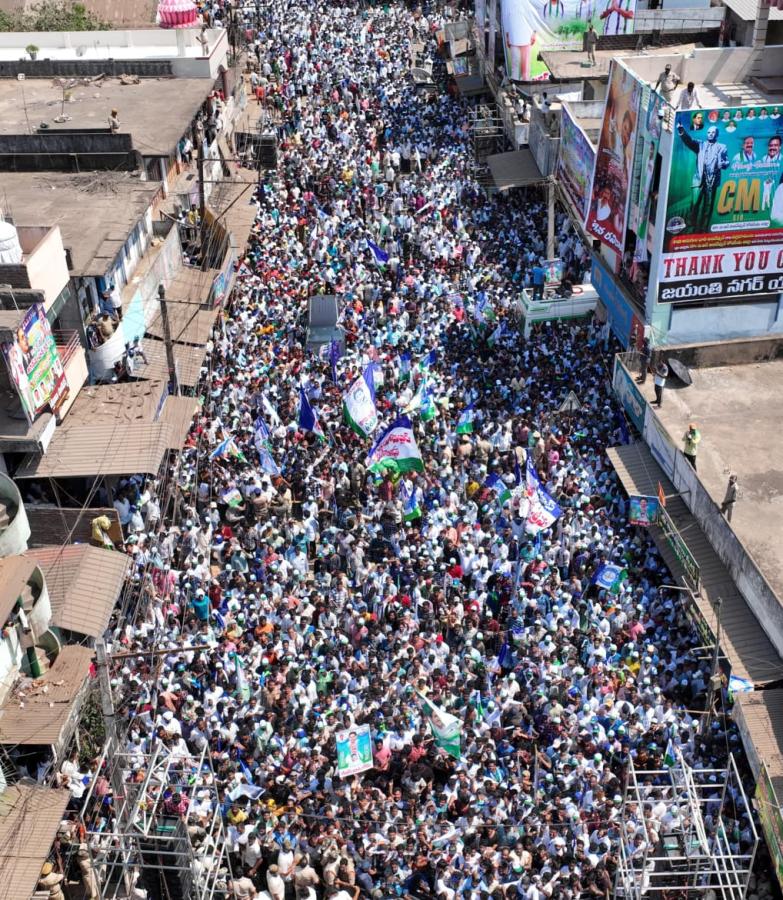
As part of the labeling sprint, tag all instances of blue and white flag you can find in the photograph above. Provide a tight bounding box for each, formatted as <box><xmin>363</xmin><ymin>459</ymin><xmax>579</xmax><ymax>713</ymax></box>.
<box><xmin>399</xmin><ymin>479</ymin><xmax>422</xmax><ymax>522</ymax></box>
<box><xmin>343</xmin><ymin>365</ymin><xmax>378</xmax><ymax>438</ymax></box>
<box><xmin>253</xmin><ymin>416</ymin><xmax>270</xmax><ymax>448</ymax></box>
<box><xmin>416</xmin><ymin>349</ymin><xmax>437</xmax><ymax>373</ymax></box>
<box><xmin>523</xmin><ymin>456</ymin><xmax>561</xmax><ymax>535</ymax></box>
<box><xmin>210</xmin><ymin>436</ymin><xmax>248</xmax><ymax>464</ymax></box>
<box><xmin>261</xmin><ymin>392</ymin><xmax>281</xmax><ymax>427</ymax></box>
<box><xmin>366</xmin><ymin>238</ymin><xmax>389</xmax><ymax>265</ymax></box>
<box><xmin>298</xmin><ymin>386</ymin><xmax>325</xmax><ymax>439</ymax></box>
<box><xmin>456</xmin><ymin>402</ymin><xmax>475</xmax><ymax>435</ymax></box>
<box><xmin>398</xmin><ymin>352</ymin><xmax>412</xmax><ymax>382</ymax></box>
<box><xmin>591</xmin><ymin>563</ymin><xmax>628</xmax><ymax>594</ymax></box>
<box><xmin>485</xmin><ymin>473</ymin><xmax>512</xmax><ymax>506</ymax></box>
<box><xmin>329</xmin><ymin>339</ymin><xmax>341</xmax><ymax>383</ymax></box>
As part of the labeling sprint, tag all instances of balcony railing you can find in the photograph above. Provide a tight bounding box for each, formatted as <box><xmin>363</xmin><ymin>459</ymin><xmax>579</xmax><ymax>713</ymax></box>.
<box><xmin>52</xmin><ymin>330</ymin><xmax>81</xmax><ymax>367</ymax></box>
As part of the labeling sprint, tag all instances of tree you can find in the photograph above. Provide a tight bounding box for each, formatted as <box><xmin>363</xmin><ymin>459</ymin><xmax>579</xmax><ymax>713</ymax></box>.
<box><xmin>0</xmin><ymin>0</ymin><xmax>109</xmax><ymax>33</ymax></box>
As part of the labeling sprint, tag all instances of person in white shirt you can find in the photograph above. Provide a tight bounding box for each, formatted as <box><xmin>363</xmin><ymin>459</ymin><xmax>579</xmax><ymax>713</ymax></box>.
<box><xmin>677</xmin><ymin>82</ymin><xmax>701</xmax><ymax>110</ymax></box>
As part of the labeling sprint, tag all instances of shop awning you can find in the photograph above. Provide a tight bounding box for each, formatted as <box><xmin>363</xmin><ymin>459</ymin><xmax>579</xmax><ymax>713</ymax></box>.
<box><xmin>0</xmin><ymin>784</ymin><xmax>70</xmax><ymax>900</ymax></box>
<box><xmin>146</xmin><ymin>302</ymin><xmax>220</xmax><ymax>346</ymax></box>
<box><xmin>14</xmin><ymin>421</ymin><xmax>175</xmax><ymax>479</ymax></box>
<box><xmin>486</xmin><ymin>149</ymin><xmax>546</xmax><ymax>191</ymax></box>
<box><xmin>607</xmin><ymin>442</ymin><xmax>781</xmax><ymax>685</ymax></box>
<box><xmin>24</xmin><ymin>544</ymin><xmax>130</xmax><ymax>639</ymax></box>
<box><xmin>159</xmin><ymin>395</ymin><xmax>199</xmax><ymax>450</ymax></box>
<box><xmin>0</xmin><ymin>645</ymin><xmax>93</xmax><ymax>746</ymax></box>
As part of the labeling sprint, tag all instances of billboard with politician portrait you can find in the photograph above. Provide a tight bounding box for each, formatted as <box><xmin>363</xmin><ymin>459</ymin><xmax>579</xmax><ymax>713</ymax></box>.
<box><xmin>557</xmin><ymin>102</ymin><xmax>595</xmax><ymax>220</ymax></box>
<box><xmin>501</xmin><ymin>0</ymin><xmax>636</xmax><ymax>82</ymax></box>
<box><xmin>659</xmin><ymin>104</ymin><xmax>783</xmax><ymax>302</ymax></box>
<box><xmin>585</xmin><ymin>61</ymin><xmax>641</xmax><ymax>253</ymax></box>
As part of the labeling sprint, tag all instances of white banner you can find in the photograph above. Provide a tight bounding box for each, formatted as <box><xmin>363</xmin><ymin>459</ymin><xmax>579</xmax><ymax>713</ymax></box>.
<box><xmin>343</xmin><ymin>371</ymin><xmax>378</xmax><ymax>437</ymax></box>
<box><xmin>366</xmin><ymin>416</ymin><xmax>424</xmax><ymax>474</ymax></box>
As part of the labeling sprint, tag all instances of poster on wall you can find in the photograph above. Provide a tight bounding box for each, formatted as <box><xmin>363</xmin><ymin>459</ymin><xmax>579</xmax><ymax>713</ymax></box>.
<box><xmin>628</xmin><ymin>86</ymin><xmax>663</xmax><ymax>244</ymax></box>
<box><xmin>628</xmin><ymin>494</ymin><xmax>660</xmax><ymax>526</ymax></box>
<box><xmin>557</xmin><ymin>102</ymin><xmax>596</xmax><ymax>220</ymax></box>
<box><xmin>501</xmin><ymin>0</ymin><xmax>636</xmax><ymax>82</ymax></box>
<box><xmin>335</xmin><ymin>724</ymin><xmax>374</xmax><ymax>778</ymax></box>
<box><xmin>1</xmin><ymin>304</ymin><xmax>69</xmax><ymax>426</ymax></box>
<box><xmin>659</xmin><ymin>104</ymin><xmax>783</xmax><ymax>302</ymax></box>
<box><xmin>585</xmin><ymin>61</ymin><xmax>641</xmax><ymax>253</ymax></box>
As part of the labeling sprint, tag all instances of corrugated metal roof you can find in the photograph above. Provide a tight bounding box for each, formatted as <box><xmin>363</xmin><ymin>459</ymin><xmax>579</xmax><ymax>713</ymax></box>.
<box><xmin>607</xmin><ymin>443</ymin><xmax>781</xmax><ymax>685</ymax></box>
<box><xmin>159</xmin><ymin>395</ymin><xmax>199</xmax><ymax>451</ymax></box>
<box><xmin>721</xmin><ymin>0</ymin><xmax>783</xmax><ymax>20</ymax></box>
<box><xmin>134</xmin><ymin>338</ymin><xmax>209</xmax><ymax>388</ymax></box>
<box><xmin>487</xmin><ymin>150</ymin><xmax>546</xmax><ymax>191</ymax></box>
<box><xmin>24</xmin><ymin>545</ymin><xmax>129</xmax><ymax>639</ymax></box>
<box><xmin>735</xmin><ymin>690</ymin><xmax>783</xmax><ymax>782</ymax></box>
<box><xmin>146</xmin><ymin>303</ymin><xmax>220</xmax><ymax>347</ymax></box>
<box><xmin>0</xmin><ymin>556</ymin><xmax>39</xmax><ymax>628</ymax></box>
<box><xmin>62</xmin><ymin>380</ymin><xmax>167</xmax><ymax>429</ymax></box>
<box><xmin>0</xmin><ymin>783</ymin><xmax>70</xmax><ymax>900</ymax></box>
<box><xmin>0</xmin><ymin>645</ymin><xmax>93</xmax><ymax>746</ymax></box>
<box><xmin>14</xmin><ymin>422</ymin><xmax>174</xmax><ymax>479</ymax></box>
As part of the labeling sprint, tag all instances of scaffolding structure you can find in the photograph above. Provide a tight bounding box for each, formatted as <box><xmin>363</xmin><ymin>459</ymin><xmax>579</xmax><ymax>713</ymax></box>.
<box><xmin>615</xmin><ymin>748</ymin><xmax>758</xmax><ymax>900</ymax></box>
<box><xmin>78</xmin><ymin>740</ymin><xmax>229</xmax><ymax>900</ymax></box>
<box><xmin>469</xmin><ymin>102</ymin><xmax>505</xmax><ymax>185</ymax></box>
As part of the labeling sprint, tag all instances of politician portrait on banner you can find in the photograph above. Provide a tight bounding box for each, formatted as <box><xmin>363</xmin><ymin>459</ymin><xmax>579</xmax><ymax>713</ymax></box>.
<box><xmin>659</xmin><ymin>104</ymin><xmax>783</xmax><ymax>302</ymax></box>
<box><xmin>585</xmin><ymin>62</ymin><xmax>641</xmax><ymax>253</ymax></box>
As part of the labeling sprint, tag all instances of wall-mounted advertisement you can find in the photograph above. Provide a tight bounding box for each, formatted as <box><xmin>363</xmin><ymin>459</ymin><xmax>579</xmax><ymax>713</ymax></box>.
<box><xmin>501</xmin><ymin>0</ymin><xmax>636</xmax><ymax>82</ymax></box>
<box><xmin>557</xmin><ymin>102</ymin><xmax>595</xmax><ymax>220</ymax></box>
<box><xmin>659</xmin><ymin>104</ymin><xmax>783</xmax><ymax>303</ymax></box>
<box><xmin>585</xmin><ymin>61</ymin><xmax>641</xmax><ymax>253</ymax></box>
<box><xmin>1</xmin><ymin>304</ymin><xmax>68</xmax><ymax>425</ymax></box>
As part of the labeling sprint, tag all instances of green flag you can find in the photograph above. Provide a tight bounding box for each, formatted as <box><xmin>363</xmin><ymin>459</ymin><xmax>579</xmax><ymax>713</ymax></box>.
<box><xmin>417</xmin><ymin>691</ymin><xmax>461</xmax><ymax>759</ymax></box>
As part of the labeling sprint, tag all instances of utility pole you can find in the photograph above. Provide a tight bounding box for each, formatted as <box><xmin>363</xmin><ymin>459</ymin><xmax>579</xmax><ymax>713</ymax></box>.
<box><xmin>158</xmin><ymin>284</ymin><xmax>180</xmax><ymax>396</ymax></box>
<box><xmin>547</xmin><ymin>177</ymin><xmax>556</xmax><ymax>260</ymax></box>
<box><xmin>197</xmin><ymin>137</ymin><xmax>206</xmax><ymax>224</ymax></box>
<box><xmin>700</xmin><ymin>596</ymin><xmax>722</xmax><ymax>736</ymax></box>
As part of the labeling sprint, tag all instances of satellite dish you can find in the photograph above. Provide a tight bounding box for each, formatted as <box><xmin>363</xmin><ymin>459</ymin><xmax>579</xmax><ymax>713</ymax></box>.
<box><xmin>668</xmin><ymin>359</ymin><xmax>692</xmax><ymax>386</ymax></box>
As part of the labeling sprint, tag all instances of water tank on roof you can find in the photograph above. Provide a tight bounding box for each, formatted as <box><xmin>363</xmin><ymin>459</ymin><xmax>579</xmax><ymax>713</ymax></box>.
<box><xmin>0</xmin><ymin>221</ymin><xmax>22</xmax><ymax>265</ymax></box>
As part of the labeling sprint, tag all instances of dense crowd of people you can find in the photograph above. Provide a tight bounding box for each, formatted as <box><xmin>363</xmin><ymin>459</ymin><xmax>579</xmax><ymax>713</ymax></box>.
<box><xmin>55</xmin><ymin>2</ymin><xmax>760</xmax><ymax>899</ymax></box>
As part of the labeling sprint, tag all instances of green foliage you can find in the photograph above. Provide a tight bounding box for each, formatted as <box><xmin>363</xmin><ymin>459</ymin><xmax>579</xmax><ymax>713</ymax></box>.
<box><xmin>557</xmin><ymin>19</ymin><xmax>588</xmax><ymax>37</ymax></box>
<box><xmin>77</xmin><ymin>689</ymin><xmax>106</xmax><ymax>768</ymax></box>
<box><xmin>0</xmin><ymin>0</ymin><xmax>109</xmax><ymax>33</ymax></box>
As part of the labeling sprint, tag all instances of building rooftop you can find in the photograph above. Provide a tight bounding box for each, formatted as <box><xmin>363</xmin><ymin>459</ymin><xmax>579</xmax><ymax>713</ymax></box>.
<box><xmin>637</xmin><ymin>357</ymin><xmax>783</xmax><ymax>605</ymax></box>
<box><xmin>0</xmin><ymin>75</ymin><xmax>210</xmax><ymax>155</ymax></box>
<box><xmin>0</xmin><ymin>782</ymin><xmax>70</xmax><ymax>900</ymax></box>
<box><xmin>0</xmin><ymin>171</ymin><xmax>161</xmax><ymax>276</ymax></box>
<box><xmin>24</xmin><ymin>544</ymin><xmax>129</xmax><ymax>639</ymax></box>
<box><xmin>617</xmin><ymin>47</ymin><xmax>783</xmax><ymax>107</ymax></box>
<box><xmin>0</xmin><ymin>644</ymin><xmax>93</xmax><ymax>746</ymax></box>
<box><xmin>540</xmin><ymin>43</ymin><xmax>696</xmax><ymax>81</ymax></box>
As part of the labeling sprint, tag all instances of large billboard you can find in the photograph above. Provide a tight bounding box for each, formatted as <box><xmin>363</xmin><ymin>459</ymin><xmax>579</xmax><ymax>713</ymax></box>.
<box><xmin>1</xmin><ymin>304</ymin><xmax>68</xmax><ymax>425</ymax></box>
<box><xmin>557</xmin><ymin>102</ymin><xmax>595</xmax><ymax>220</ymax></box>
<box><xmin>585</xmin><ymin>61</ymin><xmax>642</xmax><ymax>253</ymax></box>
<box><xmin>501</xmin><ymin>0</ymin><xmax>636</xmax><ymax>82</ymax></box>
<box><xmin>659</xmin><ymin>104</ymin><xmax>783</xmax><ymax>302</ymax></box>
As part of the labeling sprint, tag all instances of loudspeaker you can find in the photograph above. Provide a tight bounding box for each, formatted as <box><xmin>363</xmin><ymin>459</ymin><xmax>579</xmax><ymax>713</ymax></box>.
<box><xmin>258</xmin><ymin>132</ymin><xmax>278</xmax><ymax>169</ymax></box>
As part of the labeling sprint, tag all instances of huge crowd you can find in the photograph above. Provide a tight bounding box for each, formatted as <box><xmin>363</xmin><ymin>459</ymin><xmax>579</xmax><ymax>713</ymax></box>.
<box><xmin>53</xmin><ymin>1</ymin><xmax>759</xmax><ymax>899</ymax></box>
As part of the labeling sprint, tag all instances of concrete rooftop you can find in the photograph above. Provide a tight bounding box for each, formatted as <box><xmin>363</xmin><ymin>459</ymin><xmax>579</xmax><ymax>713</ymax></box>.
<box><xmin>540</xmin><ymin>44</ymin><xmax>696</xmax><ymax>81</ymax></box>
<box><xmin>0</xmin><ymin>171</ymin><xmax>161</xmax><ymax>276</ymax></box>
<box><xmin>636</xmin><ymin>359</ymin><xmax>783</xmax><ymax>604</ymax></box>
<box><xmin>0</xmin><ymin>75</ymin><xmax>211</xmax><ymax>156</ymax></box>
